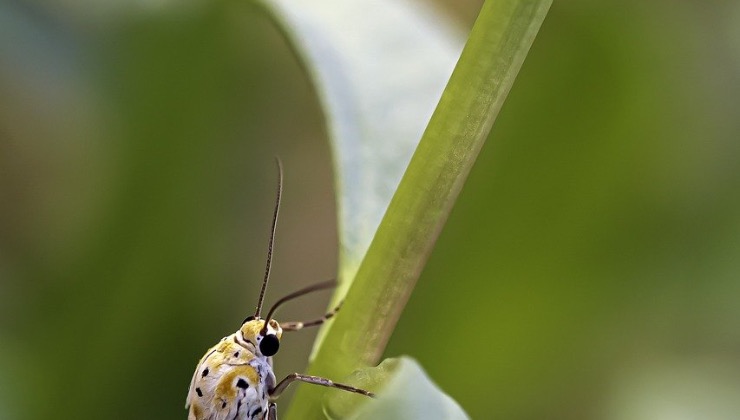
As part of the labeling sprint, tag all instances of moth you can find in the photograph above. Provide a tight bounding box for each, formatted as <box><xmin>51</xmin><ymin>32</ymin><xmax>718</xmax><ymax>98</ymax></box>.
<box><xmin>186</xmin><ymin>159</ymin><xmax>373</xmax><ymax>420</ymax></box>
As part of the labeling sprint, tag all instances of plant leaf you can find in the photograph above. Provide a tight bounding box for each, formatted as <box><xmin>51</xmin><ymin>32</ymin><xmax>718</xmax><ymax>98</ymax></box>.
<box><xmin>323</xmin><ymin>357</ymin><xmax>470</xmax><ymax>420</ymax></box>
<box><xmin>256</xmin><ymin>0</ymin><xmax>466</xmax><ymax>294</ymax></box>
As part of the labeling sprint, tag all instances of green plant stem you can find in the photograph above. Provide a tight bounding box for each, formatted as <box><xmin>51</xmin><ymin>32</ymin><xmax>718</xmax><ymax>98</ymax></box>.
<box><xmin>286</xmin><ymin>1</ymin><xmax>551</xmax><ymax>418</ymax></box>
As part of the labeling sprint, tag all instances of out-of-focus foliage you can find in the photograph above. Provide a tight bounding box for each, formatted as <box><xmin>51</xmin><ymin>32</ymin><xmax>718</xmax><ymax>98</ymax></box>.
<box><xmin>1</xmin><ymin>1</ymin><xmax>739</xmax><ymax>420</ymax></box>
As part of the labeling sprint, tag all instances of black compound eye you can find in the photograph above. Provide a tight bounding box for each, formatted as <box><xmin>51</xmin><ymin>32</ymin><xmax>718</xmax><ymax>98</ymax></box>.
<box><xmin>242</xmin><ymin>316</ymin><xmax>255</xmax><ymax>325</ymax></box>
<box><xmin>259</xmin><ymin>334</ymin><xmax>280</xmax><ymax>356</ymax></box>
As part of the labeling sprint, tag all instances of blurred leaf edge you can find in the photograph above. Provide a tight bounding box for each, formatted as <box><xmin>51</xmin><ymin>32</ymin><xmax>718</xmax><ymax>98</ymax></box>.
<box><xmin>323</xmin><ymin>357</ymin><xmax>470</xmax><ymax>420</ymax></box>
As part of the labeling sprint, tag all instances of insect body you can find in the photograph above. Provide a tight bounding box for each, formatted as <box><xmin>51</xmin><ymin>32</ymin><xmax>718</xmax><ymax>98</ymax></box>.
<box><xmin>186</xmin><ymin>160</ymin><xmax>373</xmax><ymax>420</ymax></box>
<box><xmin>186</xmin><ymin>318</ymin><xmax>280</xmax><ymax>420</ymax></box>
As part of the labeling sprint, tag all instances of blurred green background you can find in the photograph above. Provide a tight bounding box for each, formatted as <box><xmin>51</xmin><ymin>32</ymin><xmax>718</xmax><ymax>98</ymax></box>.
<box><xmin>2</xmin><ymin>0</ymin><xmax>740</xmax><ymax>419</ymax></box>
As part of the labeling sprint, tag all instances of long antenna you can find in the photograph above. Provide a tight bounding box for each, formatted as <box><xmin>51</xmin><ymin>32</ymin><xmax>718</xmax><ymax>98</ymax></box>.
<box><xmin>261</xmin><ymin>279</ymin><xmax>337</xmax><ymax>335</ymax></box>
<box><xmin>254</xmin><ymin>157</ymin><xmax>283</xmax><ymax>317</ymax></box>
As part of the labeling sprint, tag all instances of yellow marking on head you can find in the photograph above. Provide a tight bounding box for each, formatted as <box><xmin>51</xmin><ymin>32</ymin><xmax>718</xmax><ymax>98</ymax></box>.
<box><xmin>240</xmin><ymin>319</ymin><xmax>283</xmax><ymax>342</ymax></box>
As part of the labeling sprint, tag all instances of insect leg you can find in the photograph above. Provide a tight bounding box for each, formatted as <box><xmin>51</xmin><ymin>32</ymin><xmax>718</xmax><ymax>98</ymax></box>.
<box><xmin>269</xmin><ymin>373</ymin><xmax>375</xmax><ymax>399</ymax></box>
<box><xmin>267</xmin><ymin>402</ymin><xmax>277</xmax><ymax>420</ymax></box>
<box><xmin>280</xmin><ymin>302</ymin><xmax>343</xmax><ymax>332</ymax></box>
